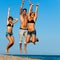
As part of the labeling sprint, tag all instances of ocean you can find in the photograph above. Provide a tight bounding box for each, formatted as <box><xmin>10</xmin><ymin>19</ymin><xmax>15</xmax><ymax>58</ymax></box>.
<box><xmin>4</xmin><ymin>54</ymin><xmax>60</xmax><ymax>60</ymax></box>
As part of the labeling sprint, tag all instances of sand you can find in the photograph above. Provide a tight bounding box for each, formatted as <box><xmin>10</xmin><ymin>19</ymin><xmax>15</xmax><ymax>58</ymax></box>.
<box><xmin>0</xmin><ymin>55</ymin><xmax>39</xmax><ymax>60</ymax></box>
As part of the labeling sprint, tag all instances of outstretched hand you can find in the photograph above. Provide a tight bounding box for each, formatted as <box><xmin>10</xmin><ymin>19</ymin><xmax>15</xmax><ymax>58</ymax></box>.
<box><xmin>22</xmin><ymin>0</ymin><xmax>24</xmax><ymax>5</ymax></box>
<box><xmin>36</xmin><ymin>4</ymin><xmax>39</xmax><ymax>6</ymax></box>
<box><xmin>29</xmin><ymin>1</ymin><xmax>34</xmax><ymax>6</ymax></box>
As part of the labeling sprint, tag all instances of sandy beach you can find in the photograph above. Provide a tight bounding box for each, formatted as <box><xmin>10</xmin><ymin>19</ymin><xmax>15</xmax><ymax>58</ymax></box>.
<box><xmin>0</xmin><ymin>55</ymin><xmax>39</xmax><ymax>60</ymax></box>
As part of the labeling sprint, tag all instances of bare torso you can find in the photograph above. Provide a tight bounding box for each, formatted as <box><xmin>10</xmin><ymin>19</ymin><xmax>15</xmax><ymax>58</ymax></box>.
<box><xmin>7</xmin><ymin>27</ymin><xmax>12</xmax><ymax>33</ymax></box>
<box><xmin>28</xmin><ymin>23</ymin><xmax>35</xmax><ymax>32</ymax></box>
<box><xmin>20</xmin><ymin>14</ymin><xmax>28</xmax><ymax>29</ymax></box>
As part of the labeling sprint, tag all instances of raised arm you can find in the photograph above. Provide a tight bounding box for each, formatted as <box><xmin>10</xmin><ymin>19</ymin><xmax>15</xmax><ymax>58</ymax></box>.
<box><xmin>13</xmin><ymin>18</ymin><xmax>18</xmax><ymax>24</ymax></box>
<box><xmin>20</xmin><ymin>0</ymin><xmax>24</xmax><ymax>15</ymax></box>
<box><xmin>7</xmin><ymin>8</ymin><xmax>10</xmax><ymax>25</ymax></box>
<box><xmin>28</xmin><ymin>2</ymin><xmax>33</xmax><ymax>17</ymax></box>
<box><xmin>34</xmin><ymin>4</ymin><xmax>39</xmax><ymax>21</ymax></box>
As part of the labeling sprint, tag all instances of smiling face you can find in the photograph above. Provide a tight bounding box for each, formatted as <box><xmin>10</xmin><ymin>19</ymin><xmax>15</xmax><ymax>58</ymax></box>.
<box><xmin>23</xmin><ymin>8</ymin><xmax>27</xmax><ymax>15</ymax></box>
<box><xmin>8</xmin><ymin>17</ymin><xmax>13</xmax><ymax>22</ymax></box>
<box><xmin>23</xmin><ymin>10</ymin><xmax>26</xmax><ymax>15</ymax></box>
<box><xmin>30</xmin><ymin>12</ymin><xmax>35</xmax><ymax>18</ymax></box>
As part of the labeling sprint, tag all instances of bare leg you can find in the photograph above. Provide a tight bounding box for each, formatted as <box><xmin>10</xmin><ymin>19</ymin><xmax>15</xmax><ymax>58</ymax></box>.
<box><xmin>32</xmin><ymin>35</ymin><xmax>36</xmax><ymax>45</ymax></box>
<box><xmin>24</xmin><ymin>43</ymin><xmax>27</xmax><ymax>53</ymax></box>
<box><xmin>27</xmin><ymin>40</ymin><xmax>32</xmax><ymax>43</ymax></box>
<box><xmin>6</xmin><ymin>36</ymin><xmax>14</xmax><ymax>53</ymax></box>
<box><xmin>20</xmin><ymin>43</ymin><xmax>22</xmax><ymax>53</ymax></box>
<box><xmin>19</xmin><ymin>30</ymin><xmax>23</xmax><ymax>53</ymax></box>
<box><xmin>24</xmin><ymin>35</ymin><xmax>30</xmax><ymax>53</ymax></box>
<box><xmin>26</xmin><ymin>35</ymin><xmax>31</xmax><ymax>43</ymax></box>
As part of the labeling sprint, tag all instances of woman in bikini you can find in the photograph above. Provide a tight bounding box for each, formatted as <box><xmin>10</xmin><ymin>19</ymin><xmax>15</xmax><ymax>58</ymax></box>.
<box><xmin>6</xmin><ymin>8</ymin><xmax>18</xmax><ymax>53</ymax></box>
<box><xmin>24</xmin><ymin>2</ymin><xmax>39</xmax><ymax>53</ymax></box>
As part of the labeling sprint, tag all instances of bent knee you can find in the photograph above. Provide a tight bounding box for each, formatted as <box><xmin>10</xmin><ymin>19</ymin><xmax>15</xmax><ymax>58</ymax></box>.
<box><xmin>10</xmin><ymin>41</ymin><xmax>14</xmax><ymax>45</ymax></box>
<box><xmin>26</xmin><ymin>38</ymin><xmax>30</xmax><ymax>43</ymax></box>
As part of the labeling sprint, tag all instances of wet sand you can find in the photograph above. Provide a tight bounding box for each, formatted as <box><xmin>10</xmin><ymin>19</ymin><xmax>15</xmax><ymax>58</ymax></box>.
<box><xmin>0</xmin><ymin>55</ymin><xmax>39</xmax><ymax>60</ymax></box>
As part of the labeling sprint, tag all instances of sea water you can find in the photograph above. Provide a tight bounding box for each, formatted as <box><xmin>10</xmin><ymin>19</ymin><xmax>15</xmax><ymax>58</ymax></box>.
<box><xmin>5</xmin><ymin>54</ymin><xmax>60</xmax><ymax>60</ymax></box>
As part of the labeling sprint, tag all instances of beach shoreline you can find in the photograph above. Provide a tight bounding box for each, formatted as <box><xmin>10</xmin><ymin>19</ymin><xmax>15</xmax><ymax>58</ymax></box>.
<box><xmin>0</xmin><ymin>55</ymin><xmax>39</xmax><ymax>60</ymax></box>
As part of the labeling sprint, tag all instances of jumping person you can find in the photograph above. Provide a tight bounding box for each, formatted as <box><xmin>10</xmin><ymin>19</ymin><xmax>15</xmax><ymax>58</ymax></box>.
<box><xmin>19</xmin><ymin>0</ymin><xmax>28</xmax><ymax>53</ymax></box>
<box><xmin>24</xmin><ymin>2</ymin><xmax>39</xmax><ymax>52</ymax></box>
<box><xmin>6</xmin><ymin>8</ymin><xmax>18</xmax><ymax>53</ymax></box>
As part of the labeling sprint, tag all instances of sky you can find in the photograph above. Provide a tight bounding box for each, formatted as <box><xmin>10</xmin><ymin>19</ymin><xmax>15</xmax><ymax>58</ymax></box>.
<box><xmin>0</xmin><ymin>0</ymin><xmax>60</xmax><ymax>55</ymax></box>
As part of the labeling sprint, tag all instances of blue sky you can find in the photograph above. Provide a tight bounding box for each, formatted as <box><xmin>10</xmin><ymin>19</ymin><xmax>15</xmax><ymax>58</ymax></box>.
<box><xmin>0</xmin><ymin>0</ymin><xmax>60</xmax><ymax>55</ymax></box>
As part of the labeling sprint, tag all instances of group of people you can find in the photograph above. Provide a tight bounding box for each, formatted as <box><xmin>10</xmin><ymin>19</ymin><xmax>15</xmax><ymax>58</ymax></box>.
<box><xmin>6</xmin><ymin>0</ymin><xmax>39</xmax><ymax>54</ymax></box>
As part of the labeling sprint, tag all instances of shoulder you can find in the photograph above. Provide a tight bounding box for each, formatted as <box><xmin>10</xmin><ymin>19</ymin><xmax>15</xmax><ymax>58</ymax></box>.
<box><xmin>20</xmin><ymin>14</ymin><xmax>23</xmax><ymax>17</ymax></box>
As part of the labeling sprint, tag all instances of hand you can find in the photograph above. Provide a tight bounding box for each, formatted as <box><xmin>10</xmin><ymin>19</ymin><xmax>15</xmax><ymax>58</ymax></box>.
<box><xmin>36</xmin><ymin>4</ymin><xmax>39</xmax><ymax>6</ymax></box>
<box><xmin>8</xmin><ymin>8</ymin><xmax>10</xmax><ymax>11</ymax></box>
<box><xmin>22</xmin><ymin>0</ymin><xmax>24</xmax><ymax>4</ymax></box>
<box><xmin>29</xmin><ymin>2</ymin><xmax>34</xmax><ymax>6</ymax></box>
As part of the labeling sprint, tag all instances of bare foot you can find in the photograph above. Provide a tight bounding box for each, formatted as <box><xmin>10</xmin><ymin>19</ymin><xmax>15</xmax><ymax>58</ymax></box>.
<box><xmin>5</xmin><ymin>48</ymin><xmax>8</xmax><ymax>53</ymax></box>
<box><xmin>32</xmin><ymin>38</ymin><xmax>39</xmax><ymax>45</ymax></box>
<box><xmin>32</xmin><ymin>42</ymin><xmax>36</xmax><ymax>45</ymax></box>
<box><xmin>20</xmin><ymin>48</ymin><xmax>22</xmax><ymax>54</ymax></box>
<box><xmin>36</xmin><ymin>38</ymin><xmax>39</xmax><ymax>42</ymax></box>
<box><xmin>27</xmin><ymin>40</ymin><xmax>32</xmax><ymax>43</ymax></box>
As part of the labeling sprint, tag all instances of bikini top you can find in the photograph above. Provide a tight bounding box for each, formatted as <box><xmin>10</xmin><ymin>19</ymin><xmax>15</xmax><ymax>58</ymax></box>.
<box><xmin>7</xmin><ymin>24</ymin><xmax>13</xmax><ymax>27</ymax></box>
<box><xmin>28</xmin><ymin>20</ymin><xmax>35</xmax><ymax>24</ymax></box>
